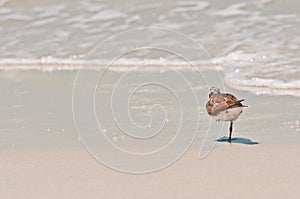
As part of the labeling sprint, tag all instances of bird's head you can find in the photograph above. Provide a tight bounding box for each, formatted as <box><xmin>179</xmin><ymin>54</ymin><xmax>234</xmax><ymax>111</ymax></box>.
<box><xmin>209</xmin><ymin>87</ymin><xmax>221</xmax><ymax>98</ymax></box>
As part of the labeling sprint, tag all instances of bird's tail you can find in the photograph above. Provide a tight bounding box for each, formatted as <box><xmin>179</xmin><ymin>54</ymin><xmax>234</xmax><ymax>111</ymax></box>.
<box><xmin>229</xmin><ymin>99</ymin><xmax>248</xmax><ymax>108</ymax></box>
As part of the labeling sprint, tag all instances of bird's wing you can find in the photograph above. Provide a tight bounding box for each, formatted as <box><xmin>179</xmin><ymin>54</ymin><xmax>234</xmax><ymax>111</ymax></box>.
<box><xmin>206</xmin><ymin>94</ymin><xmax>230</xmax><ymax>116</ymax></box>
<box><xmin>206</xmin><ymin>93</ymin><xmax>246</xmax><ymax>116</ymax></box>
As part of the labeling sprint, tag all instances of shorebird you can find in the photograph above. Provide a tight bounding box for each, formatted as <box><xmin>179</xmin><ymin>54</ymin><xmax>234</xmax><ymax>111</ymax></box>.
<box><xmin>206</xmin><ymin>87</ymin><xmax>247</xmax><ymax>142</ymax></box>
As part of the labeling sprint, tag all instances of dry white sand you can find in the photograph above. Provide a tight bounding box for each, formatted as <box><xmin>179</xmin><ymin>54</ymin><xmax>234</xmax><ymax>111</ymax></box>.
<box><xmin>1</xmin><ymin>143</ymin><xmax>300</xmax><ymax>199</ymax></box>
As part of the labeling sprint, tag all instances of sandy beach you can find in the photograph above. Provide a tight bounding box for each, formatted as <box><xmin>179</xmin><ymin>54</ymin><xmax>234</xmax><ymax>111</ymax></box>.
<box><xmin>1</xmin><ymin>70</ymin><xmax>300</xmax><ymax>198</ymax></box>
<box><xmin>1</xmin><ymin>144</ymin><xmax>300</xmax><ymax>198</ymax></box>
<box><xmin>1</xmin><ymin>0</ymin><xmax>300</xmax><ymax>198</ymax></box>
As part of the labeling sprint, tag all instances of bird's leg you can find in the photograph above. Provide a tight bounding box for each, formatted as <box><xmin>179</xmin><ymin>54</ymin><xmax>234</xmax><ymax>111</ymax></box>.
<box><xmin>228</xmin><ymin>121</ymin><xmax>233</xmax><ymax>142</ymax></box>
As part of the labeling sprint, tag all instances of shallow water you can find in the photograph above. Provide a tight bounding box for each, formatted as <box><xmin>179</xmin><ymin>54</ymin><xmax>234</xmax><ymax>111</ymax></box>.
<box><xmin>1</xmin><ymin>69</ymin><xmax>299</xmax><ymax>150</ymax></box>
<box><xmin>0</xmin><ymin>0</ymin><xmax>299</xmax><ymax>96</ymax></box>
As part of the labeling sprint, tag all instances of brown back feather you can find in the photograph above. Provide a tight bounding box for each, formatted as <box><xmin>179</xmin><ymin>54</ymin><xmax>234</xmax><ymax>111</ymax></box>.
<box><xmin>206</xmin><ymin>93</ymin><xmax>246</xmax><ymax>116</ymax></box>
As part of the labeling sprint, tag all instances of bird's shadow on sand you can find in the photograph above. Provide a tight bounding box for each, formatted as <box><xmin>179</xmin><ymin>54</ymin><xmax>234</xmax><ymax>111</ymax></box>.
<box><xmin>216</xmin><ymin>136</ymin><xmax>260</xmax><ymax>145</ymax></box>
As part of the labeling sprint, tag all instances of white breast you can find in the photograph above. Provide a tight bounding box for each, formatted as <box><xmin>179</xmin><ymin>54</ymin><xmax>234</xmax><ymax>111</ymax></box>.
<box><xmin>213</xmin><ymin>107</ymin><xmax>244</xmax><ymax>122</ymax></box>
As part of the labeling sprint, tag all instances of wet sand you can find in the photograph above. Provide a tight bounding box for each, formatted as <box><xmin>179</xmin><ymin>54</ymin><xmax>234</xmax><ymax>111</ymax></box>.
<box><xmin>1</xmin><ymin>70</ymin><xmax>300</xmax><ymax>198</ymax></box>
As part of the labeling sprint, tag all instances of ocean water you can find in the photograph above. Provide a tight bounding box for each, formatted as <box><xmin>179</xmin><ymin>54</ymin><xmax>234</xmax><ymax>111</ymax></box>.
<box><xmin>0</xmin><ymin>0</ymin><xmax>299</xmax><ymax>97</ymax></box>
